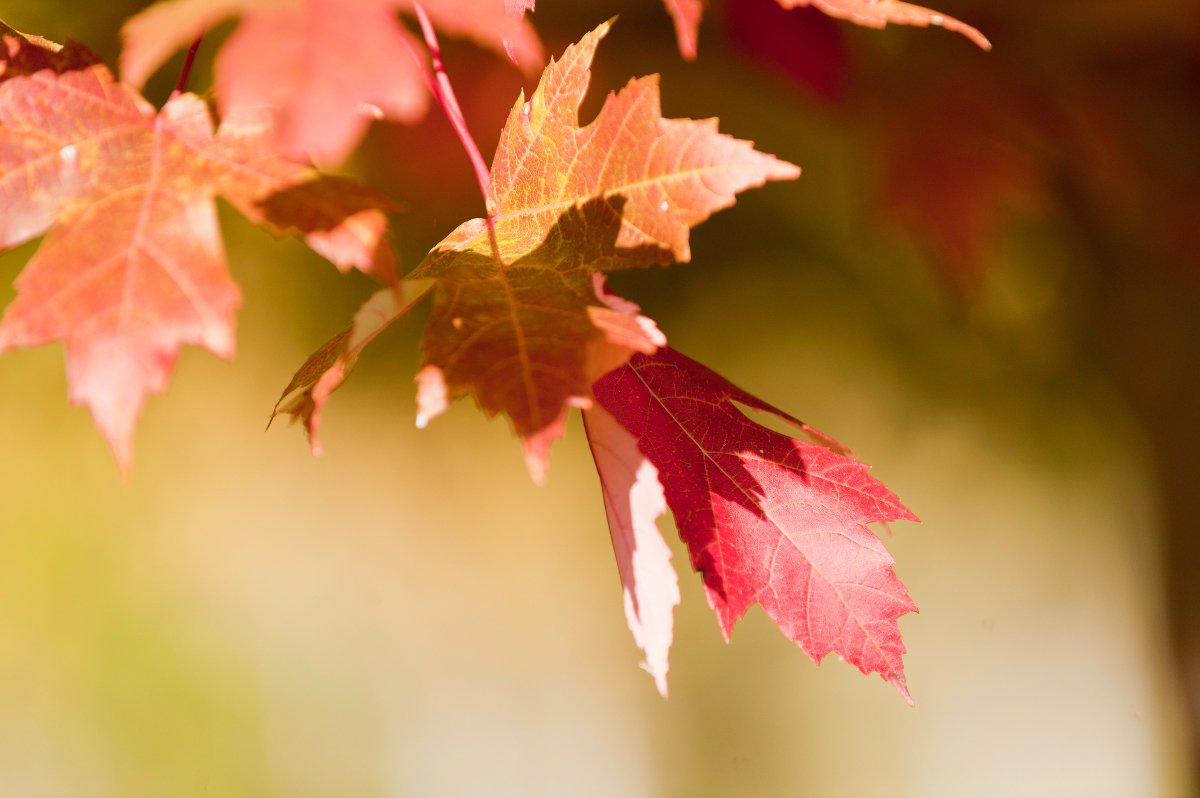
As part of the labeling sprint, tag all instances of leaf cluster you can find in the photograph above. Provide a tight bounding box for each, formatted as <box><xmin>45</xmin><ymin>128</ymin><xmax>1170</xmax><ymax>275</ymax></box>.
<box><xmin>0</xmin><ymin>0</ymin><xmax>989</xmax><ymax>697</ymax></box>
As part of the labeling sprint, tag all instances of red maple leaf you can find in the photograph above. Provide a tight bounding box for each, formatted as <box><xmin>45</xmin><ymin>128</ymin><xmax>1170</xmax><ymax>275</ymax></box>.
<box><xmin>121</xmin><ymin>0</ymin><xmax>543</xmax><ymax>166</ymax></box>
<box><xmin>0</xmin><ymin>55</ymin><xmax>396</xmax><ymax>472</ymax></box>
<box><xmin>591</xmin><ymin>346</ymin><xmax>919</xmax><ymax>700</ymax></box>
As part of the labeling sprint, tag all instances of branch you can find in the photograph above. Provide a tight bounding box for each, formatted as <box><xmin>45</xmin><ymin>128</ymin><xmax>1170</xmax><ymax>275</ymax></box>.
<box><xmin>409</xmin><ymin>3</ymin><xmax>495</xmax><ymax>216</ymax></box>
<box><xmin>170</xmin><ymin>31</ymin><xmax>204</xmax><ymax>99</ymax></box>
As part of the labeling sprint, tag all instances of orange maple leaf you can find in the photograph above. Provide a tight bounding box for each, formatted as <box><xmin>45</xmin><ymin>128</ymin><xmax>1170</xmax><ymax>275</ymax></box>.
<box><xmin>0</xmin><ymin>52</ymin><xmax>396</xmax><ymax>472</ymax></box>
<box><xmin>410</xmin><ymin>21</ymin><xmax>798</xmax><ymax>475</ymax></box>
<box><xmin>273</xmin><ymin>20</ymin><xmax>798</xmax><ymax>480</ymax></box>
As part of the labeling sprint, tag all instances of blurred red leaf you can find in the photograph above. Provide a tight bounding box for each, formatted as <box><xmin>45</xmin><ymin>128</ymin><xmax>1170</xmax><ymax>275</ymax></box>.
<box><xmin>0</xmin><ymin>55</ymin><xmax>396</xmax><ymax>471</ymax></box>
<box><xmin>592</xmin><ymin>346</ymin><xmax>918</xmax><ymax>700</ymax></box>
<box><xmin>726</xmin><ymin>0</ymin><xmax>848</xmax><ymax>102</ymax></box>
<box><xmin>874</xmin><ymin>75</ymin><xmax>1047</xmax><ymax>288</ymax></box>
<box><xmin>663</xmin><ymin>0</ymin><xmax>988</xmax><ymax>60</ymax></box>
<box><xmin>663</xmin><ymin>0</ymin><xmax>704</xmax><ymax>60</ymax></box>
<box><xmin>362</xmin><ymin>47</ymin><xmax>525</xmax><ymax>223</ymax></box>
<box><xmin>868</xmin><ymin>69</ymin><xmax>1140</xmax><ymax>289</ymax></box>
<box><xmin>121</xmin><ymin>0</ymin><xmax>543</xmax><ymax>166</ymax></box>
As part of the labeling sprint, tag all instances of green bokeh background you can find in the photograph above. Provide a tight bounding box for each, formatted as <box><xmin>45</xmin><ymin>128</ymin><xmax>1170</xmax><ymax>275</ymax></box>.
<box><xmin>0</xmin><ymin>0</ymin><xmax>1197</xmax><ymax>795</ymax></box>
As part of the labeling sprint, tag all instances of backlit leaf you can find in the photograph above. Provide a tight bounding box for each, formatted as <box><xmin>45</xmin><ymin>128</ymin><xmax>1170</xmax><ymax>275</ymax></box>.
<box><xmin>593</xmin><ymin>346</ymin><xmax>918</xmax><ymax>699</ymax></box>
<box><xmin>0</xmin><ymin>53</ymin><xmax>396</xmax><ymax>471</ymax></box>
<box><xmin>275</xmin><ymin>20</ymin><xmax>796</xmax><ymax>478</ymax></box>
<box><xmin>270</xmin><ymin>278</ymin><xmax>434</xmax><ymax>454</ymax></box>
<box><xmin>408</xmin><ymin>20</ymin><xmax>798</xmax><ymax>476</ymax></box>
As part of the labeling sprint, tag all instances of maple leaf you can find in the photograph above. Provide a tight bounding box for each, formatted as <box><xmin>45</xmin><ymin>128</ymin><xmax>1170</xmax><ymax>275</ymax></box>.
<box><xmin>272</xmin><ymin>20</ymin><xmax>797</xmax><ymax>479</ymax></box>
<box><xmin>406</xmin><ymin>20</ymin><xmax>798</xmax><ymax>478</ymax></box>
<box><xmin>664</xmin><ymin>0</ymin><xmax>989</xmax><ymax>60</ymax></box>
<box><xmin>121</xmin><ymin>0</ymin><xmax>544</xmax><ymax>166</ymax></box>
<box><xmin>591</xmin><ymin>346</ymin><xmax>919</xmax><ymax>700</ymax></box>
<box><xmin>0</xmin><ymin>55</ymin><xmax>397</xmax><ymax>472</ymax></box>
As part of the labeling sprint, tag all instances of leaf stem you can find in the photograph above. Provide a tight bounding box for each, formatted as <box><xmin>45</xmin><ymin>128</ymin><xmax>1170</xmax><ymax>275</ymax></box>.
<box><xmin>410</xmin><ymin>2</ymin><xmax>494</xmax><ymax>215</ymax></box>
<box><xmin>404</xmin><ymin>5</ymin><xmax>520</xmax><ymax>431</ymax></box>
<box><xmin>170</xmin><ymin>31</ymin><xmax>204</xmax><ymax>99</ymax></box>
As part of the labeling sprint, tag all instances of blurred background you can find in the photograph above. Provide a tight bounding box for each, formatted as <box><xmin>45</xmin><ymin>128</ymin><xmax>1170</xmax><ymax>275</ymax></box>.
<box><xmin>1</xmin><ymin>0</ymin><xmax>1199</xmax><ymax>794</ymax></box>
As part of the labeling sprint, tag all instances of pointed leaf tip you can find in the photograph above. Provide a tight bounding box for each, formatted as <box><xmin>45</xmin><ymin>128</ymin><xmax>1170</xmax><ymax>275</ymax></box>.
<box><xmin>270</xmin><ymin>280</ymin><xmax>434</xmax><ymax>452</ymax></box>
<box><xmin>662</xmin><ymin>0</ymin><xmax>703</xmax><ymax>60</ymax></box>
<box><xmin>890</xmin><ymin>669</ymin><xmax>914</xmax><ymax>706</ymax></box>
<box><xmin>777</xmin><ymin>0</ymin><xmax>990</xmax><ymax>51</ymax></box>
<box><xmin>64</xmin><ymin>334</ymin><xmax>178</xmax><ymax>477</ymax></box>
<box><xmin>521</xmin><ymin>397</ymin><xmax>591</xmax><ymax>485</ymax></box>
<box><xmin>415</xmin><ymin>365</ymin><xmax>448</xmax><ymax>429</ymax></box>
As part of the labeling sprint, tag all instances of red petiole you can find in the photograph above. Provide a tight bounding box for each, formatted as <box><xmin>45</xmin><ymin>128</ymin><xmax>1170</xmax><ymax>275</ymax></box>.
<box><xmin>408</xmin><ymin>2</ymin><xmax>496</xmax><ymax>217</ymax></box>
<box><xmin>170</xmin><ymin>30</ymin><xmax>205</xmax><ymax>99</ymax></box>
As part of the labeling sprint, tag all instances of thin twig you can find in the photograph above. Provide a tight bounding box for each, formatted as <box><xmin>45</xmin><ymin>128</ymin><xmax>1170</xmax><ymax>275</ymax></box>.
<box><xmin>171</xmin><ymin>31</ymin><xmax>205</xmax><ymax>99</ymax></box>
<box><xmin>411</xmin><ymin>2</ymin><xmax>494</xmax><ymax>215</ymax></box>
<box><xmin>405</xmin><ymin>4</ymin><xmax>521</xmax><ymax>422</ymax></box>
<box><xmin>398</xmin><ymin>29</ymin><xmax>440</xmax><ymax>100</ymax></box>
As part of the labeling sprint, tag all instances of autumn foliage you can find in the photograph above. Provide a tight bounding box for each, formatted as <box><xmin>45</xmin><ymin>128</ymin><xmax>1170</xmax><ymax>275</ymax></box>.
<box><xmin>0</xmin><ymin>0</ymin><xmax>991</xmax><ymax>698</ymax></box>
